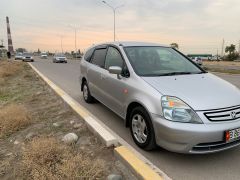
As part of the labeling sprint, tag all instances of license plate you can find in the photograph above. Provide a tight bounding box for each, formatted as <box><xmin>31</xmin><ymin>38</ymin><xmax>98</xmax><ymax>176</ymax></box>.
<box><xmin>226</xmin><ymin>128</ymin><xmax>240</xmax><ymax>142</ymax></box>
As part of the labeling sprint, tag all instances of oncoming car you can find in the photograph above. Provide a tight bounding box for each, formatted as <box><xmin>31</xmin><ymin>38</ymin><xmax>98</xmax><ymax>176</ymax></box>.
<box><xmin>80</xmin><ymin>42</ymin><xmax>240</xmax><ymax>154</ymax></box>
<box><xmin>191</xmin><ymin>57</ymin><xmax>203</xmax><ymax>66</ymax></box>
<box><xmin>41</xmin><ymin>52</ymin><xmax>48</xmax><ymax>59</ymax></box>
<box><xmin>15</xmin><ymin>52</ymin><xmax>23</xmax><ymax>60</ymax></box>
<box><xmin>22</xmin><ymin>53</ymin><xmax>34</xmax><ymax>62</ymax></box>
<box><xmin>53</xmin><ymin>53</ymin><xmax>67</xmax><ymax>63</ymax></box>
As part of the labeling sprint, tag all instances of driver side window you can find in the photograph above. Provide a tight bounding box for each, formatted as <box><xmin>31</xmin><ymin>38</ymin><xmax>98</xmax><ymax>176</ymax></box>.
<box><xmin>105</xmin><ymin>47</ymin><xmax>123</xmax><ymax>70</ymax></box>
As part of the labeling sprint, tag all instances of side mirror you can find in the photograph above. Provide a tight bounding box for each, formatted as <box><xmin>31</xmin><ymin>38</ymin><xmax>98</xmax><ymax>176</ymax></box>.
<box><xmin>108</xmin><ymin>66</ymin><xmax>122</xmax><ymax>74</ymax></box>
<box><xmin>108</xmin><ymin>66</ymin><xmax>122</xmax><ymax>79</ymax></box>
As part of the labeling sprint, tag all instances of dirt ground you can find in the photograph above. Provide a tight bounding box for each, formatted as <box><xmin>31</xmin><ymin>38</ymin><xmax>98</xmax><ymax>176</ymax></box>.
<box><xmin>202</xmin><ymin>61</ymin><xmax>240</xmax><ymax>74</ymax></box>
<box><xmin>203</xmin><ymin>61</ymin><xmax>240</xmax><ymax>67</ymax></box>
<box><xmin>0</xmin><ymin>60</ymin><xmax>135</xmax><ymax>180</ymax></box>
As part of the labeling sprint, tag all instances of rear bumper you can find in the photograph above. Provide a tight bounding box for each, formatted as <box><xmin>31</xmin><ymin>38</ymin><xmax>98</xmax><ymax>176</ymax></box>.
<box><xmin>151</xmin><ymin>113</ymin><xmax>240</xmax><ymax>154</ymax></box>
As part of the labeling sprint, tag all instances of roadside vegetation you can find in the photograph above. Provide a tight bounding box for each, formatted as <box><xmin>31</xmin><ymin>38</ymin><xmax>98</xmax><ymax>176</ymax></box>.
<box><xmin>0</xmin><ymin>60</ymin><xmax>132</xmax><ymax>179</ymax></box>
<box><xmin>203</xmin><ymin>61</ymin><xmax>240</xmax><ymax>74</ymax></box>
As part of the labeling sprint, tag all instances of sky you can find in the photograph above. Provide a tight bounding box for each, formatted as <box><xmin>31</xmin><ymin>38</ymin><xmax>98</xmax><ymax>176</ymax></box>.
<box><xmin>0</xmin><ymin>0</ymin><xmax>239</xmax><ymax>54</ymax></box>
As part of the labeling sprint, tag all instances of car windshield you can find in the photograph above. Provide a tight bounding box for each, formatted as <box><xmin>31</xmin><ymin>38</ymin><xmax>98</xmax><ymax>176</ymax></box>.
<box><xmin>23</xmin><ymin>53</ymin><xmax>32</xmax><ymax>56</ymax></box>
<box><xmin>124</xmin><ymin>46</ymin><xmax>204</xmax><ymax>76</ymax></box>
<box><xmin>56</xmin><ymin>54</ymin><xmax>65</xmax><ymax>57</ymax></box>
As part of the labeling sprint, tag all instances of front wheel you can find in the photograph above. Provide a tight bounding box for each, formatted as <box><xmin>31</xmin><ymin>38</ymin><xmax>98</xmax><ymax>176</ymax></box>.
<box><xmin>130</xmin><ymin>107</ymin><xmax>156</xmax><ymax>150</ymax></box>
<box><xmin>82</xmin><ymin>81</ymin><xmax>94</xmax><ymax>103</ymax></box>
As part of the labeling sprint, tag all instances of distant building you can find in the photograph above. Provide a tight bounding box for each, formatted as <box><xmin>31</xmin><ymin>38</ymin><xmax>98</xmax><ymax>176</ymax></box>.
<box><xmin>187</xmin><ymin>54</ymin><xmax>213</xmax><ymax>60</ymax></box>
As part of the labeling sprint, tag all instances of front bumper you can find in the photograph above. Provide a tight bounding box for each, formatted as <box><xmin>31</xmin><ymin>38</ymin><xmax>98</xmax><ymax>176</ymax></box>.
<box><xmin>55</xmin><ymin>59</ymin><xmax>67</xmax><ymax>62</ymax></box>
<box><xmin>151</xmin><ymin>113</ymin><xmax>240</xmax><ymax>154</ymax></box>
<box><xmin>23</xmin><ymin>58</ymin><xmax>34</xmax><ymax>62</ymax></box>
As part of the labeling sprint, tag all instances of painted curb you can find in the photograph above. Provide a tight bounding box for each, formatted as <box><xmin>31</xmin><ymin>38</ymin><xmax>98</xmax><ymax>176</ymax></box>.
<box><xmin>28</xmin><ymin>62</ymin><xmax>164</xmax><ymax>180</ymax></box>
<box><xmin>28</xmin><ymin>63</ymin><xmax>118</xmax><ymax>147</ymax></box>
<box><xmin>115</xmin><ymin>146</ymin><xmax>163</xmax><ymax>180</ymax></box>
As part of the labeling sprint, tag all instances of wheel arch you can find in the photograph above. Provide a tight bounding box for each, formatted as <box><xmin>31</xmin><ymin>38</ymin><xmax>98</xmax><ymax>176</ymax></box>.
<box><xmin>125</xmin><ymin>101</ymin><xmax>152</xmax><ymax>127</ymax></box>
<box><xmin>81</xmin><ymin>77</ymin><xmax>87</xmax><ymax>91</ymax></box>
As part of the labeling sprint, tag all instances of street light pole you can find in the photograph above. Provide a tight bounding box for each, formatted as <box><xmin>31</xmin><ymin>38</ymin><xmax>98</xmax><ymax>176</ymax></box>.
<box><xmin>61</xmin><ymin>36</ymin><xmax>63</xmax><ymax>53</ymax></box>
<box><xmin>69</xmin><ymin>24</ymin><xmax>79</xmax><ymax>60</ymax></box>
<box><xmin>102</xmin><ymin>1</ymin><xmax>124</xmax><ymax>41</ymax></box>
<box><xmin>75</xmin><ymin>28</ymin><xmax>77</xmax><ymax>60</ymax></box>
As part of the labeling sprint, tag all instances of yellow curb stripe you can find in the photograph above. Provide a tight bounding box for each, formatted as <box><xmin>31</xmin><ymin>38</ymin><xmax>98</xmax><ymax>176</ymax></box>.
<box><xmin>115</xmin><ymin>146</ymin><xmax>162</xmax><ymax>180</ymax></box>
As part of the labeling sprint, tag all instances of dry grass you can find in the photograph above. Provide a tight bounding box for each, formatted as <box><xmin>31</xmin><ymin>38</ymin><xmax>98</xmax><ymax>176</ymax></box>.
<box><xmin>203</xmin><ymin>61</ymin><xmax>240</xmax><ymax>67</ymax></box>
<box><xmin>0</xmin><ymin>61</ymin><xmax>23</xmax><ymax>78</ymax></box>
<box><xmin>20</xmin><ymin>137</ymin><xmax>105</xmax><ymax>180</ymax></box>
<box><xmin>0</xmin><ymin>104</ymin><xmax>31</xmax><ymax>138</ymax></box>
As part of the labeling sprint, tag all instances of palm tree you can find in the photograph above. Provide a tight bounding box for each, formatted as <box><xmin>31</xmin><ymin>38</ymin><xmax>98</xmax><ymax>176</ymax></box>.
<box><xmin>225</xmin><ymin>44</ymin><xmax>235</xmax><ymax>55</ymax></box>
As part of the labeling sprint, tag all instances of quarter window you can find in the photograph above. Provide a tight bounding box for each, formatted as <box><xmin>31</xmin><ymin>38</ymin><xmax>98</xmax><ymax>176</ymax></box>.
<box><xmin>84</xmin><ymin>47</ymin><xmax>94</xmax><ymax>62</ymax></box>
<box><xmin>105</xmin><ymin>47</ymin><xmax>123</xmax><ymax>69</ymax></box>
<box><xmin>91</xmin><ymin>48</ymin><xmax>107</xmax><ymax>68</ymax></box>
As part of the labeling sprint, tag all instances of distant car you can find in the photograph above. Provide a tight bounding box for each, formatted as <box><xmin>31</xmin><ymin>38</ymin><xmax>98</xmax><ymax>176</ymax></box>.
<box><xmin>192</xmin><ymin>57</ymin><xmax>202</xmax><ymax>66</ymax></box>
<box><xmin>212</xmin><ymin>56</ymin><xmax>222</xmax><ymax>61</ymax></box>
<box><xmin>41</xmin><ymin>52</ymin><xmax>48</xmax><ymax>59</ymax></box>
<box><xmin>53</xmin><ymin>53</ymin><xmax>67</xmax><ymax>63</ymax></box>
<box><xmin>15</xmin><ymin>52</ymin><xmax>23</xmax><ymax>60</ymax></box>
<box><xmin>22</xmin><ymin>53</ymin><xmax>34</xmax><ymax>62</ymax></box>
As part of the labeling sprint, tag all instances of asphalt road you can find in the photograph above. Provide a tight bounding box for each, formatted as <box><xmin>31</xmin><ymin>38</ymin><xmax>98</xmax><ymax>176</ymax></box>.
<box><xmin>31</xmin><ymin>57</ymin><xmax>240</xmax><ymax>180</ymax></box>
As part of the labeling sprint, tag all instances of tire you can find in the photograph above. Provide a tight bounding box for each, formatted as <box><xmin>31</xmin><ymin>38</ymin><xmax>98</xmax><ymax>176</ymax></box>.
<box><xmin>82</xmin><ymin>81</ymin><xmax>94</xmax><ymax>103</ymax></box>
<box><xmin>130</xmin><ymin>106</ymin><xmax>156</xmax><ymax>150</ymax></box>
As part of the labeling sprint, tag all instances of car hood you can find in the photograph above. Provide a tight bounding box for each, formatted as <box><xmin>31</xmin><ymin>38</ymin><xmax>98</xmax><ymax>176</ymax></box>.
<box><xmin>142</xmin><ymin>73</ymin><xmax>240</xmax><ymax>111</ymax></box>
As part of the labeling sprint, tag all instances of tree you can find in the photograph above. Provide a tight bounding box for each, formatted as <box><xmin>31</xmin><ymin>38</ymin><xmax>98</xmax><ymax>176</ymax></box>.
<box><xmin>225</xmin><ymin>44</ymin><xmax>235</xmax><ymax>55</ymax></box>
<box><xmin>170</xmin><ymin>43</ymin><xmax>179</xmax><ymax>49</ymax></box>
<box><xmin>37</xmin><ymin>48</ymin><xmax>41</xmax><ymax>54</ymax></box>
<box><xmin>16</xmin><ymin>48</ymin><xmax>27</xmax><ymax>53</ymax></box>
<box><xmin>225</xmin><ymin>44</ymin><xmax>238</xmax><ymax>61</ymax></box>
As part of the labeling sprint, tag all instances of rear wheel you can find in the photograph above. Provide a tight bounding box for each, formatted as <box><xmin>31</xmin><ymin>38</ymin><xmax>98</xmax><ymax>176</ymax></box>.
<box><xmin>130</xmin><ymin>106</ymin><xmax>156</xmax><ymax>150</ymax></box>
<box><xmin>82</xmin><ymin>81</ymin><xmax>94</xmax><ymax>103</ymax></box>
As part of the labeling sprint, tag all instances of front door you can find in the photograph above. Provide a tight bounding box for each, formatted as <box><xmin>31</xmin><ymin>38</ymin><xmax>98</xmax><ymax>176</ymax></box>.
<box><xmin>100</xmin><ymin>46</ymin><xmax>130</xmax><ymax>117</ymax></box>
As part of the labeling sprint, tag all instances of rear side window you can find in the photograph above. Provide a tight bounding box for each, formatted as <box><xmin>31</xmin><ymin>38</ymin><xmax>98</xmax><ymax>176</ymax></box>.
<box><xmin>84</xmin><ymin>48</ymin><xmax>94</xmax><ymax>62</ymax></box>
<box><xmin>91</xmin><ymin>48</ymin><xmax>107</xmax><ymax>68</ymax></box>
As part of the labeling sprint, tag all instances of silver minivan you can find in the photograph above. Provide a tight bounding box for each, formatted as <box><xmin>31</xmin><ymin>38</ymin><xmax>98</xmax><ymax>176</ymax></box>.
<box><xmin>80</xmin><ymin>42</ymin><xmax>240</xmax><ymax>154</ymax></box>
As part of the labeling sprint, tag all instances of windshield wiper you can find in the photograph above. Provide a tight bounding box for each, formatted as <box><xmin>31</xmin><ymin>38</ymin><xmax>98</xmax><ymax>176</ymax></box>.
<box><xmin>157</xmin><ymin>72</ymin><xmax>194</xmax><ymax>76</ymax></box>
<box><xmin>193</xmin><ymin>71</ymin><xmax>207</xmax><ymax>74</ymax></box>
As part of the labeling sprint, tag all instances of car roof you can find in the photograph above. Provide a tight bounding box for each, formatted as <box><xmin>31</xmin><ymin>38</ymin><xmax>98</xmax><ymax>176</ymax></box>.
<box><xmin>93</xmin><ymin>41</ymin><xmax>169</xmax><ymax>48</ymax></box>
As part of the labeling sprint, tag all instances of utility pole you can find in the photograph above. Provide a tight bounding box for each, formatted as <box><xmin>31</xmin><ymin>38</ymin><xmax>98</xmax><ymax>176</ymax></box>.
<box><xmin>221</xmin><ymin>38</ymin><xmax>225</xmax><ymax>57</ymax></box>
<box><xmin>6</xmin><ymin>16</ymin><xmax>14</xmax><ymax>54</ymax></box>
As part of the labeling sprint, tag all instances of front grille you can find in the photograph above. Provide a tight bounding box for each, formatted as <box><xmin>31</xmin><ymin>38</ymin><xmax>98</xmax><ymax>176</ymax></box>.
<box><xmin>204</xmin><ymin>105</ymin><xmax>240</xmax><ymax>122</ymax></box>
<box><xmin>192</xmin><ymin>139</ymin><xmax>240</xmax><ymax>152</ymax></box>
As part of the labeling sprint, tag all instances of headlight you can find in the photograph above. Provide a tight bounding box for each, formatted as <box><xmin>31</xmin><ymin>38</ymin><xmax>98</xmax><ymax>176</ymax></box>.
<box><xmin>161</xmin><ymin>96</ymin><xmax>202</xmax><ymax>124</ymax></box>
